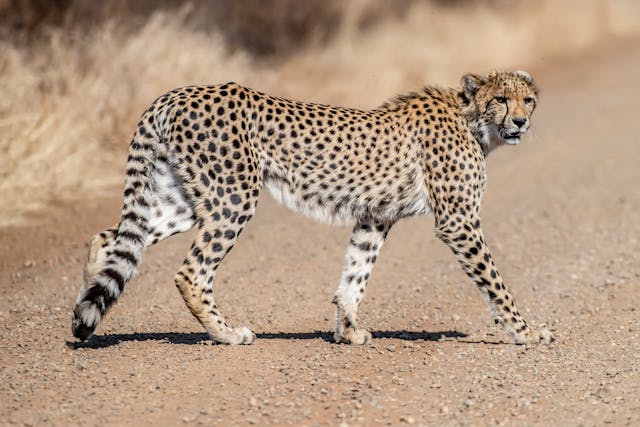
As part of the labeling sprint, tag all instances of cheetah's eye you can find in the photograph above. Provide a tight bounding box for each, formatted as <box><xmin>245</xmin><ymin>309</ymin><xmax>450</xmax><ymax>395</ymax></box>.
<box><xmin>524</xmin><ymin>96</ymin><xmax>535</xmax><ymax>105</ymax></box>
<box><xmin>494</xmin><ymin>96</ymin><xmax>507</xmax><ymax>104</ymax></box>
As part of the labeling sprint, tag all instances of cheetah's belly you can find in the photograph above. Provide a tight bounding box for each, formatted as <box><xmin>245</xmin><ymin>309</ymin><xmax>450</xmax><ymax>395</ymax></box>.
<box><xmin>263</xmin><ymin>167</ymin><xmax>431</xmax><ymax>225</ymax></box>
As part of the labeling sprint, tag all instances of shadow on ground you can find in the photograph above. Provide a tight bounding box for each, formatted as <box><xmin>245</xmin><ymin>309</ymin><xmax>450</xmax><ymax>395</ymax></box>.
<box><xmin>66</xmin><ymin>330</ymin><xmax>481</xmax><ymax>349</ymax></box>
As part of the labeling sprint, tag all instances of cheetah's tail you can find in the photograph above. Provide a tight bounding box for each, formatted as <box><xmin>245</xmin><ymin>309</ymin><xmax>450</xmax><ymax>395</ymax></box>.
<box><xmin>72</xmin><ymin>121</ymin><xmax>159</xmax><ymax>341</ymax></box>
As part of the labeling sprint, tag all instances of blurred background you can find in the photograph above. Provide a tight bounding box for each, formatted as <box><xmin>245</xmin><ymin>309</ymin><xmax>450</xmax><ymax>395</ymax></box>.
<box><xmin>1</xmin><ymin>0</ymin><xmax>640</xmax><ymax>225</ymax></box>
<box><xmin>3</xmin><ymin>4</ymin><xmax>640</xmax><ymax>425</ymax></box>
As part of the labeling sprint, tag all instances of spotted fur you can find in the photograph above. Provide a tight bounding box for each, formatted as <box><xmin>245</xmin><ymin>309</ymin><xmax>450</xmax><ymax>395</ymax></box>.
<box><xmin>72</xmin><ymin>70</ymin><xmax>553</xmax><ymax>346</ymax></box>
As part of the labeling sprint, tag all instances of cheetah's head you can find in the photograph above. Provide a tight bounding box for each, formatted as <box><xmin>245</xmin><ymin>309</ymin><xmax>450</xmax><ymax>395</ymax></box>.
<box><xmin>460</xmin><ymin>70</ymin><xmax>538</xmax><ymax>154</ymax></box>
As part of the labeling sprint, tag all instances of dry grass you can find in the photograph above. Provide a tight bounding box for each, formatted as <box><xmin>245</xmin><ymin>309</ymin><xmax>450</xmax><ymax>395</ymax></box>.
<box><xmin>2</xmin><ymin>0</ymin><xmax>640</xmax><ymax>226</ymax></box>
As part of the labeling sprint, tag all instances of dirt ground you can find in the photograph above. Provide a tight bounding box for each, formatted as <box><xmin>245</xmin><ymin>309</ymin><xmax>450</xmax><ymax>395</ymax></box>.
<box><xmin>2</xmin><ymin>39</ymin><xmax>640</xmax><ymax>426</ymax></box>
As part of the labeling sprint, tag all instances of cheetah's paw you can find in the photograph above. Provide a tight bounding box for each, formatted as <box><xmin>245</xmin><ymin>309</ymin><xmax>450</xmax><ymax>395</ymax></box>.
<box><xmin>516</xmin><ymin>326</ymin><xmax>554</xmax><ymax>345</ymax></box>
<box><xmin>334</xmin><ymin>328</ymin><xmax>372</xmax><ymax>345</ymax></box>
<box><xmin>214</xmin><ymin>326</ymin><xmax>256</xmax><ymax>345</ymax></box>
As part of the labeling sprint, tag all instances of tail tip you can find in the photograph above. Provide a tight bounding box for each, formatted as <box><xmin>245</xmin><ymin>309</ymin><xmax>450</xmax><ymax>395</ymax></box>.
<box><xmin>71</xmin><ymin>303</ymin><xmax>98</xmax><ymax>341</ymax></box>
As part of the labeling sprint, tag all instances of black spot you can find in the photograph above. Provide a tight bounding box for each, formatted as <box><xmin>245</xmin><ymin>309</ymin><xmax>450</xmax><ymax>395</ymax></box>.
<box><xmin>358</xmin><ymin>242</ymin><xmax>371</xmax><ymax>251</ymax></box>
<box><xmin>118</xmin><ymin>231</ymin><xmax>143</xmax><ymax>244</ymax></box>
<box><xmin>102</xmin><ymin>268</ymin><xmax>125</xmax><ymax>291</ymax></box>
<box><xmin>122</xmin><ymin>211</ymin><xmax>138</xmax><ymax>222</ymax></box>
<box><xmin>112</xmin><ymin>249</ymin><xmax>137</xmax><ymax>265</ymax></box>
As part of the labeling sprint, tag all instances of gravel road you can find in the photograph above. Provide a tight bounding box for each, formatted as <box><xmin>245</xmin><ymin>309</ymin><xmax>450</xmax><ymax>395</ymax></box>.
<box><xmin>1</xmin><ymin>39</ymin><xmax>639</xmax><ymax>426</ymax></box>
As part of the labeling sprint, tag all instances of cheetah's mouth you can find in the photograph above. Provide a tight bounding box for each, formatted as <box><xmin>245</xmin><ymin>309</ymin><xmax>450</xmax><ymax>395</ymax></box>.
<box><xmin>501</xmin><ymin>129</ymin><xmax>521</xmax><ymax>145</ymax></box>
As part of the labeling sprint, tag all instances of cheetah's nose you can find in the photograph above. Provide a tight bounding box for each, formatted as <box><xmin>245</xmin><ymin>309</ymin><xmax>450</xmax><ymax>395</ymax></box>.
<box><xmin>512</xmin><ymin>117</ymin><xmax>527</xmax><ymax>128</ymax></box>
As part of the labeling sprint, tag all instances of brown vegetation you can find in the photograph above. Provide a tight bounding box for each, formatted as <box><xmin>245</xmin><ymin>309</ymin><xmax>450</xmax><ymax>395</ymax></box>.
<box><xmin>1</xmin><ymin>0</ymin><xmax>640</xmax><ymax>225</ymax></box>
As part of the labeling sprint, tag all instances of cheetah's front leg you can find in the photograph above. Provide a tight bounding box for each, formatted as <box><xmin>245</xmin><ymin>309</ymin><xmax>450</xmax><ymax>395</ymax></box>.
<box><xmin>436</xmin><ymin>217</ymin><xmax>553</xmax><ymax>345</ymax></box>
<box><xmin>333</xmin><ymin>221</ymin><xmax>391</xmax><ymax>344</ymax></box>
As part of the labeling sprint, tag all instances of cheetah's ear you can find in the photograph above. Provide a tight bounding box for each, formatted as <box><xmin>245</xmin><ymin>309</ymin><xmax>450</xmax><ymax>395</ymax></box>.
<box><xmin>515</xmin><ymin>70</ymin><xmax>539</xmax><ymax>95</ymax></box>
<box><xmin>461</xmin><ymin>74</ymin><xmax>485</xmax><ymax>97</ymax></box>
<box><xmin>515</xmin><ymin>70</ymin><xmax>533</xmax><ymax>84</ymax></box>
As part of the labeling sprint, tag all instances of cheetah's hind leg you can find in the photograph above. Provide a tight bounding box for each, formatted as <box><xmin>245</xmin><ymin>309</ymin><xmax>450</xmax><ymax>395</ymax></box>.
<box><xmin>174</xmin><ymin>200</ymin><xmax>258</xmax><ymax>345</ymax></box>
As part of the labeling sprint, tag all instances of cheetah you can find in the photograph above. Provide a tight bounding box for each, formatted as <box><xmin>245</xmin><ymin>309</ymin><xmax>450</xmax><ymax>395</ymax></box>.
<box><xmin>72</xmin><ymin>70</ymin><xmax>554</xmax><ymax>346</ymax></box>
